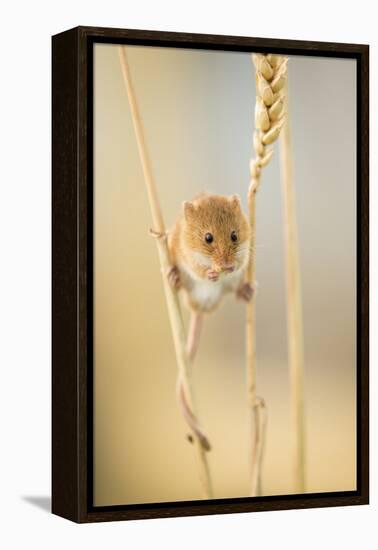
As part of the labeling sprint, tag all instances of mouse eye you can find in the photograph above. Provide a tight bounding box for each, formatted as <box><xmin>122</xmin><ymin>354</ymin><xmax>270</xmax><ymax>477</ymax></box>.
<box><xmin>231</xmin><ymin>231</ymin><xmax>238</xmax><ymax>242</ymax></box>
<box><xmin>205</xmin><ymin>232</ymin><xmax>214</xmax><ymax>244</ymax></box>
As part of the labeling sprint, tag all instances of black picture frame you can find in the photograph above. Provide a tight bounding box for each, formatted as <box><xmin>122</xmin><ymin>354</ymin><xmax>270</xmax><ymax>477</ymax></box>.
<box><xmin>52</xmin><ymin>26</ymin><xmax>369</xmax><ymax>523</ymax></box>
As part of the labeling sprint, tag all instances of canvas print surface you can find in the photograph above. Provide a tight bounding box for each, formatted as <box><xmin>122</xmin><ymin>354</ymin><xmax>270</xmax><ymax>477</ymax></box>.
<box><xmin>93</xmin><ymin>44</ymin><xmax>356</xmax><ymax>506</ymax></box>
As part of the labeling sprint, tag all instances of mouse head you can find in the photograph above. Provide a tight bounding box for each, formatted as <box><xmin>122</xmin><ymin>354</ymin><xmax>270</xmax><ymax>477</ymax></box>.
<box><xmin>182</xmin><ymin>193</ymin><xmax>251</xmax><ymax>275</ymax></box>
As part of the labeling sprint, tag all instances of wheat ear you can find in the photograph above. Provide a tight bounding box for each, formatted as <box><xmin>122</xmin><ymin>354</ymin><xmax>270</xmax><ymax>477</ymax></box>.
<box><xmin>247</xmin><ymin>53</ymin><xmax>288</xmax><ymax>496</ymax></box>
<box><xmin>118</xmin><ymin>46</ymin><xmax>213</xmax><ymax>499</ymax></box>
<box><xmin>279</xmin><ymin>79</ymin><xmax>306</xmax><ymax>493</ymax></box>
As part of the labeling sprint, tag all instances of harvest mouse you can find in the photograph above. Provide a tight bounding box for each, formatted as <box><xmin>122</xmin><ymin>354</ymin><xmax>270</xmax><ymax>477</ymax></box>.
<box><xmin>167</xmin><ymin>192</ymin><xmax>253</xmax><ymax>315</ymax></box>
<box><xmin>166</xmin><ymin>193</ymin><xmax>253</xmax><ymax>450</ymax></box>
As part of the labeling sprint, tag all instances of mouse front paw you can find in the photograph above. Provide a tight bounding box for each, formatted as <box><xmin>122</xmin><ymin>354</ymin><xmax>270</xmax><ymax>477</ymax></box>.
<box><xmin>237</xmin><ymin>282</ymin><xmax>254</xmax><ymax>302</ymax></box>
<box><xmin>207</xmin><ymin>270</ymin><xmax>219</xmax><ymax>282</ymax></box>
<box><xmin>167</xmin><ymin>265</ymin><xmax>181</xmax><ymax>289</ymax></box>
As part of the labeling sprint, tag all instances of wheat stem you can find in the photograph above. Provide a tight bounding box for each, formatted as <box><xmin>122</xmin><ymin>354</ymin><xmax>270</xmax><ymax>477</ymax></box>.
<box><xmin>247</xmin><ymin>53</ymin><xmax>288</xmax><ymax>496</ymax></box>
<box><xmin>246</xmin><ymin>183</ymin><xmax>264</xmax><ymax>497</ymax></box>
<box><xmin>118</xmin><ymin>46</ymin><xmax>213</xmax><ymax>499</ymax></box>
<box><xmin>279</xmin><ymin>80</ymin><xmax>306</xmax><ymax>493</ymax></box>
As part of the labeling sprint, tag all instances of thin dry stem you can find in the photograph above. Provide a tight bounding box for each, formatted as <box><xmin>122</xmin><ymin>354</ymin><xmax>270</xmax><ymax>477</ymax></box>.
<box><xmin>249</xmin><ymin>397</ymin><xmax>268</xmax><ymax>495</ymax></box>
<box><xmin>246</xmin><ymin>182</ymin><xmax>267</xmax><ymax>497</ymax></box>
<box><xmin>118</xmin><ymin>46</ymin><xmax>213</xmax><ymax>498</ymax></box>
<box><xmin>279</xmin><ymin>80</ymin><xmax>306</xmax><ymax>493</ymax></box>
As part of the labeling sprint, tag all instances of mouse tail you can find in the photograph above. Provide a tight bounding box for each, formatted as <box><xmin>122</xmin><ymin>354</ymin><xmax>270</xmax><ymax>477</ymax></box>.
<box><xmin>186</xmin><ymin>312</ymin><xmax>203</xmax><ymax>362</ymax></box>
<box><xmin>177</xmin><ymin>312</ymin><xmax>210</xmax><ymax>451</ymax></box>
<box><xmin>176</xmin><ymin>377</ymin><xmax>211</xmax><ymax>452</ymax></box>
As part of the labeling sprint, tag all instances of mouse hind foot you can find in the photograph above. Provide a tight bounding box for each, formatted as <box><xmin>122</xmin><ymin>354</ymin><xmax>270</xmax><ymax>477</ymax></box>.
<box><xmin>167</xmin><ymin>265</ymin><xmax>181</xmax><ymax>290</ymax></box>
<box><xmin>237</xmin><ymin>281</ymin><xmax>254</xmax><ymax>302</ymax></box>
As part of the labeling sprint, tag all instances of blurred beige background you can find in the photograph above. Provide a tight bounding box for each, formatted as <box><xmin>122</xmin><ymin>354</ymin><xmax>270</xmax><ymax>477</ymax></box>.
<box><xmin>93</xmin><ymin>44</ymin><xmax>356</xmax><ymax>506</ymax></box>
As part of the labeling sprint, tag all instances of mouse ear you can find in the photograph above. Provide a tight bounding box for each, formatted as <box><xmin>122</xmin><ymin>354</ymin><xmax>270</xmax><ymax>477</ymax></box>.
<box><xmin>229</xmin><ymin>194</ymin><xmax>241</xmax><ymax>209</ymax></box>
<box><xmin>183</xmin><ymin>201</ymin><xmax>196</xmax><ymax>221</ymax></box>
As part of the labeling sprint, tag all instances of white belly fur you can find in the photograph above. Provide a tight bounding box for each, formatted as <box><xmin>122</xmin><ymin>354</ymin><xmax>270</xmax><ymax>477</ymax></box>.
<box><xmin>179</xmin><ymin>262</ymin><xmax>243</xmax><ymax>312</ymax></box>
